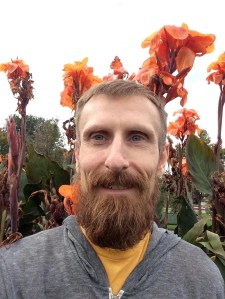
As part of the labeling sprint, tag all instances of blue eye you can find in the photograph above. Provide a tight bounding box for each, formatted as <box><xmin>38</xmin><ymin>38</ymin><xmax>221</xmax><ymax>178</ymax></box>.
<box><xmin>131</xmin><ymin>135</ymin><xmax>143</xmax><ymax>142</ymax></box>
<box><xmin>93</xmin><ymin>134</ymin><xmax>104</xmax><ymax>140</ymax></box>
<box><xmin>90</xmin><ymin>134</ymin><xmax>106</xmax><ymax>142</ymax></box>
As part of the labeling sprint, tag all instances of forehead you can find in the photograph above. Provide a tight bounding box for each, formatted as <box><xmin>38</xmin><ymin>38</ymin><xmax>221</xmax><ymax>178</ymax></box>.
<box><xmin>79</xmin><ymin>94</ymin><xmax>161</xmax><ymax>133</ymax></box>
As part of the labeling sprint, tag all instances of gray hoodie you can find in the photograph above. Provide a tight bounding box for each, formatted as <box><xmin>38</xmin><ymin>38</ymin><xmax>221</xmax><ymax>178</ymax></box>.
<box><xmin>0</xmin><ymin>215</ymin><xmax>224</xmax><ymax>298</ymax></box>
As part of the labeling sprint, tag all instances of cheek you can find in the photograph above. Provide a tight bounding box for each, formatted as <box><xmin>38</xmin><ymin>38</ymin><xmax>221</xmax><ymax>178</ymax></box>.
<box><xmin>78</xmin><ymin>152</ymin><xmax>102</xmax><ymax>174</ymax></box>
<box><xmin>139</xmin><ymin>153</ymin><xmax>160</xmax><ymax>173</ymax></box>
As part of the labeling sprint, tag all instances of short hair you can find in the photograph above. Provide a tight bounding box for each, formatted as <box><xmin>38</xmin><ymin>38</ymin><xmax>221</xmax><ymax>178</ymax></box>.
<box><xmin>75</xmin><ymin>79</ymin><xmax>167</xmax><ymax>150</ymax></box>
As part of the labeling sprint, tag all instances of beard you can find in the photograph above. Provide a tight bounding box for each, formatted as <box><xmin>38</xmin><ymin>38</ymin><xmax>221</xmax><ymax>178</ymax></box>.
<box><xmin>75</xmin><ymin>167</ymin><xmax>160</xmax><ymax>250</ymax></box>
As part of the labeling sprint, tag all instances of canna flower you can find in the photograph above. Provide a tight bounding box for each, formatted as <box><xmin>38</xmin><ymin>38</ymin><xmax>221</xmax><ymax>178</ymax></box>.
<box><xmin>0</xmin><ymin>59</ymin><xmax>34</xmax><ymax>114</ymax></box>
<box><xmin>167</xmin><ymin>108</ymin><xmax>201</xmax><ymax>141</ymax></box>
<box><xmin>0</xmin><ymin>59</ymin><xmax>29</xmax><ymax>80</ymax></box>
<box><xmin>60</xmin><ymin>57</ymin><xmax>102</xmax><ymax>110</ymax></box>
<box><xmin>103</xmin><ymin>56</ymin><xmax>129</xmax><ymax>81</ymax></box>
<box><xmin>206</xmin><ymin>53</ymin><xmax>225</xmax><ymax>85</ymax></box>
<box><xmin>137</xmin><ymin>23</ymin><xmax>215</xmax><ymax>106</ymax></box>
<box><xmin>110</xmin><ymin>56</ymin><xmax>129</xmax><ymax>79</ymax></box>
<box><xmin>59</xmin><ymin>182</ymin><xmax>80</xmax><ymax>215</ymax></box>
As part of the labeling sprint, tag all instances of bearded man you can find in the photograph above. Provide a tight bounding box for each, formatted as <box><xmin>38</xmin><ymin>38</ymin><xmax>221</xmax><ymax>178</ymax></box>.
<box><xmin>0</xmin><ymin>80</ymin><xmax>224</xmax><ymax>298</ymax></box>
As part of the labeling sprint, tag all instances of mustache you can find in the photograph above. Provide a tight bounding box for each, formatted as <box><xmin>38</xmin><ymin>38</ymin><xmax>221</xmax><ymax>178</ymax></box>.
<box><xmin>86</xmin><ymin>169</ymin><xmax>152</xmax><ymax>191</ymax></box>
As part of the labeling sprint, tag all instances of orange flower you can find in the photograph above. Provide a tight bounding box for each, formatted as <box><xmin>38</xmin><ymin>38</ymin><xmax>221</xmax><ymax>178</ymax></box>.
<box><xmin>181</xmin><ymin>157</ymin><xmax>188</xmax><ymax>175</ymax></box>
<box><xmin>60</xmin><ymin>57</ymin><xmax>102</xmax><ymax>110</ymax></box>
<box><xmin>134</xmin><ymin>57</ymin><xmax>159</xmax><ymax>89</ymax></box>
<box><xmin>59</xmin><ymin>182</ymin><xmax>80</xmax><ymax>215</ymax></box>
<box><xmin>0</xmin><ymin>59</ymin><xmax>29</xmax><ymax>80</ymax></box>
<box><xmin>138</xmin><ymin>23</ymin><xmax>215</xmax><ymax>105</ymax></box>
<box><xmin>206</xmin><ymin>53</ymin><xmax>225</xmax><ymax>85</ymax></box>
<box><xmin>167</xmin><ymin>108</ymin><xmax>201</xmax><ymax>141</ymax></box>
<box><xmin>0</xmin><ymin>59</ymin><xmax>33</xmax><ymax>113</ymax></box>
<box><xmin>103</xmin><ymin>56</ymin><xmax>129</xmax><ymax>81</ymax></box>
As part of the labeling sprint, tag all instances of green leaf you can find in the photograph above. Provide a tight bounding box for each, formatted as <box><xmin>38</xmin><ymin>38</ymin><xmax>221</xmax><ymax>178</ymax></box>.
<box><xmin>207</xmin><ymin>230</ymin><xmax>225</xmax><ymax>259</ymax></box>
<box><xmin>214</xmin><ymin>257</ymin><xmax>225</xmax><ymax>282</ymax></box>
<box><xmin>186</xmin><ymin>135</ymin><xmax>217</xmax><ymax>195</ymax></box>
<box><xmin>20</xmin><ymin>205</ymin><xmax>45</xmax><ymax>225</ymax></box>
<box><xmin>183</xmin><ymin>217</ymin><xmax>209</xmax><ymax>244</ymax></box>
<box><xmin>62</xmin><ymin>150</ymin><xmax>75</xmax><ymax>171</ymax></box>
<box><xmin>177</xmin><ymin>196</ymin><xmax>198</xmax><ymax>237</ymax></box>
<box><xmin>20</xmin><ymin>181</ymin><xmax>46</xmax><ymax>226</ymax></box>
<box><xmin>199</xmin><ymin>231</ymin><xmax>225</xmax><ymax>260</ymax></box>
<box><xmin>23</xmin><ymin>181</ymin><xmax>43</xmax><ymax>202</ymax></box>
<box><xmin>25</xmin><ymin>146</ymin><xmax>70</xmax><ymax>190</ymax></box>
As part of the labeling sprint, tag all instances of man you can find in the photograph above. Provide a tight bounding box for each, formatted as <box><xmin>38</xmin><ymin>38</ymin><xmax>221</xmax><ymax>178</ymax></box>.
<box><xmin>0</xmin><ymin>80</ymin><xmax>224</xmax><ymax>298</ymax></box>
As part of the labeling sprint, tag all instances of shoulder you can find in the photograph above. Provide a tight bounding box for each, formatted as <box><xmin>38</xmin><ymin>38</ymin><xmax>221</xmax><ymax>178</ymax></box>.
<box><xmin>0</xmin><ymin>225</ymin><xmax>64</xmax><ymax>262</ymax></box>
<box><xmin>151</xmin><ymin>225</ymin><xmax>224</xmax><ymax>284</ymax></box>
<box><xmin>171</xmin><ymin>238</ymin><xmax>223</xmax><ymax>282</ymax></box>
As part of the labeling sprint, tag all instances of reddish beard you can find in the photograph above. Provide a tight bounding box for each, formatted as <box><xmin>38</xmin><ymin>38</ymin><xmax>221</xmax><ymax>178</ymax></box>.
<box><xmin>75</xmin><ymin>168</ymin><xmax>160</xmax><ymax>250</ymax></box>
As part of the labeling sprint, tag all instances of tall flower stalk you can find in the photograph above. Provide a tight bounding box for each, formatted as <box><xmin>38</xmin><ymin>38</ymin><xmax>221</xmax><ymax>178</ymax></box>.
<box><xmin>0</xmin><ymin>59</ymin><xmax>34</xmax><ymax>234</ymax></box>
<box><xmin>167</xmin><ymin>108</ymin><xmax>201</xmax><ymax>196</ymax></box>
<box><xmin>206</xmin><ymin>53</ymin><xmax>225</xmax><ymax>232</ymax></box>
<box><xmin>207</xmin><ymin>53</ymin><xmax>225</xmax><ymax>171</ymax></box>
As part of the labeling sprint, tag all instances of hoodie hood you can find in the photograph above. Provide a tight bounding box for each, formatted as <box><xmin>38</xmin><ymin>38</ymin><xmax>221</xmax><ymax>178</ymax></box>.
<box><xmin>0</xmin><ymin>215</ymin><xmax>222</xmax><ymax>299</ymax></box>
<box><xmin>63</xmin><ymin>216</ymin><xmax>181</xmax><ymax>295</ymax></box>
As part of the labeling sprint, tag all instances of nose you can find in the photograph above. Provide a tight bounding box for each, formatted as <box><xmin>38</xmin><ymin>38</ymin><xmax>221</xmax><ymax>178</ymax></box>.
<box><xmin>104</xmin><ymin>138</ymin><xmax>129</xmax><ymax>172</ymax></box>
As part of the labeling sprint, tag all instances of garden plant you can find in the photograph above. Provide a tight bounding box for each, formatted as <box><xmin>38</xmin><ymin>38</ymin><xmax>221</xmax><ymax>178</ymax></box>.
<box><xmin>0</xmin><ymin>23</ymin><xmax>225</xmax><ymax>280</ymax></box>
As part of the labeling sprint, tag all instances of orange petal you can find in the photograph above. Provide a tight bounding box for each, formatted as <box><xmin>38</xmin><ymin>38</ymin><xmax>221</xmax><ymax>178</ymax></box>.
<box><xmin>141</xmin><ymin>31</ymin><xmax>159</xmax><ymax>49</ymax></box>
<box><xmin>161</xmin><ymin>72</ymin><xmax>176</xmax><ymax>85</ymax></box>
<box><xmin>59</xmin><ymin>185</ymin><xmax>73</xmax><ymax>198</ymax></box>
<box><xmin>164</xmin><ymin>25</ymin><xmax>189</xmax><ymax>40</ymax></box>
<box><xmin>218</xmin><ymin>53</ymin><xmax>225</xmax><ymax>62</ymax></box>
<box><xmin>7</xmin><ymin>63</ymin><xmax>18</xmax><ymax>73</ymax></box>
<box><xmin>176</xmin><ymin>47</ymin><xmax>195</xmax><ymax>73</ymax></box>
<box><xmin>187</xmin><ymin>35</ymin><xmax>215</xmax><ymax>56</ymax></box>
<box><xmin>0</xmin><ymin>63</ymin><xmax>7</xmax><ymax>72</ymax></box>
<box><xmin>110</xmin><ymin>56</ymin><xmax>123</xmax><ymax>70</ymax></box>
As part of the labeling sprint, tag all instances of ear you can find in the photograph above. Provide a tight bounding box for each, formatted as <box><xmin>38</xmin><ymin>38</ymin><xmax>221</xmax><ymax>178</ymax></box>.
<box><xmin>157</xmin><ymin>144</ymin><xmax>169</xmax><ymax>176</ymax></box>
<box><xmin>74</xmin><ymin>140</ymin><xmax>80</xmax><ymax>173</ymax></box>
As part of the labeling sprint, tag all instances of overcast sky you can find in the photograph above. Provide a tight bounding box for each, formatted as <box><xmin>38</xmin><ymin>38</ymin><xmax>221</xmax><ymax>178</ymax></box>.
<box><xmin>0</xmin><ymin>0</ymin><xmax>224</xmax><ymax>144</ymax></box>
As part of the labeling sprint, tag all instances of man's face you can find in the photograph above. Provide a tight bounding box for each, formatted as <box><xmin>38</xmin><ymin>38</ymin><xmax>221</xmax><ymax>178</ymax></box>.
<box><xmin>75</xmin><ymin>94</ymin><xmax>168</xmax><ymax>249</ymax></box>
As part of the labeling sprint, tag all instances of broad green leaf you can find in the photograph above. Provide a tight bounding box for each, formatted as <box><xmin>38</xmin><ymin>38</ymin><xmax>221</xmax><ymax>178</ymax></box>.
<box><xmin>199</xmin><ymin>232</ymin><xmax>225</xmax><ymax>260</ymax></box>
<box><xmin>20</xmin><ymin>205</ymin><xmax>45</xmax><ymax>225</ymax></box>
<box><xmin>207</xmin><ymin>230</ymin><xmax>225</xmax><ymax>259</ymax></box>
<box><xmin>199</xmin><ymin>242</ymin><xmax>216</xmax><ymax>254</ymax></box>
<box><xmin>23</xmin><ymin>181</ymin><xmax>43</xmax><ymax>202</ymax></box>
<box><xmin>218</xmin><ymin>256</ymin><xmax>225</xmax><ymax>267</ymax></box>
<box><xmin>20</xmin><ymin>181</ymin><xmax>46</xmax><ymax>227</ymax></box>
<box><xmin>25</xmin><ymin>146</ymin><xmax>70</xmax><ymax>190</ymax></box>
<box><xmin>183</xmin><ymin>217</ymin><xmax>209</xmax><ymax>244</ymax></box>
<box><xmin>214</xmin><ymin>257</ymin><xmax>225</xmax><ymax>282</ymax></box>
<box><xmin>177</xmin><ymin>196</ymin><xmax>198</xmax><ymax>237</ymax></box>
<box><xmin>62</xmin><ymin>150</ymin><xmax>75</xmax><ymax>171</ymax></box>
<box><xmin>186</xmin><ymin>135</ymin><xmax>217</xmax><ymax>195</ymax></box>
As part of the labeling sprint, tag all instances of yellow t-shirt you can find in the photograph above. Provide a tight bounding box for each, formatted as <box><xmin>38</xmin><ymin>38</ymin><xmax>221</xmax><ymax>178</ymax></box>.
<box><xmin>82</xmin><ymin>228</ymin><xmax>150</xmax><ymax>296</ymax></box>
